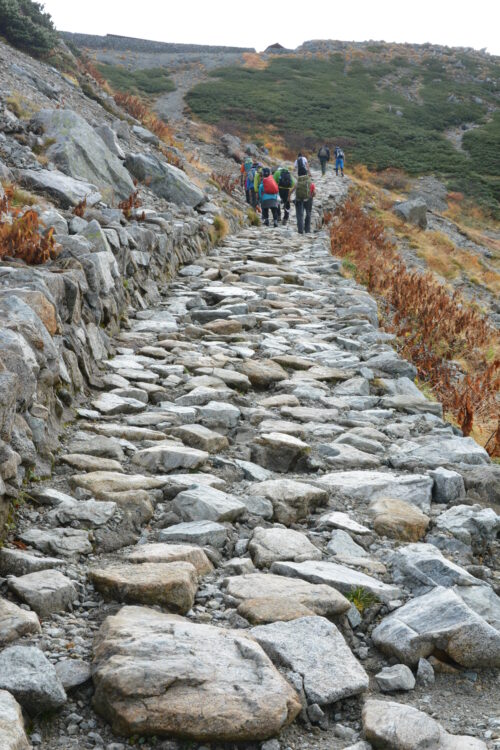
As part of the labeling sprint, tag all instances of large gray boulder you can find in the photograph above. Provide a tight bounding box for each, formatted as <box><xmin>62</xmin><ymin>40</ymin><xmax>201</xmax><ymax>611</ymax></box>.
<box><xmin>32</xmin><ymin>109</ymin><xmax>135</xmax><ymax>201</ymax></box>
<box><xmin>92</xmin><ymin>606</ymin><xmax>301</xmax><ymax>741</ymax></box>
<box><xmin>389</xmin><ymin>437</ymin><xmax>490</xmax><ymax>471</ymax></box>
<box><xmin>251</xmin><ymin>616</ymin><xmax>368</xmax><ymax>705</ymax></box>
<box><xmin>434</xmin><ymin>504</ymin><xmax>500</xmax><ymax>548</ymax></box>
<box><xmin>363</xmin><ymin>699</ymin><xmax>487</xmax><ymax>749</ymax></box>
<box><xmin>17</xmin><ymin>168</ymin><xmax>102</xmax><ymax>208</ymax></box>
<box><xmin>393</xmin><ymin>198</ymin><xmax>427</xmax><ymax>229</ymax></box>
<box><xmin>0</xmin><ymin>690</ymin><xmax>31</xmax><ymax>749</ymax></box>
<box><xmin>124</xmin><ymin>153</ymin><xmax>205</xmax><ymax>207</ymax></box>
<box><xmin>372</xmin><ymin>586</ymin><xmax>500</xmax><ymax>668</ymax></box>
<box><xmin>0</xmin><ymin>645</ymin><xmax>67</xmax><ymax>714</ymax></box>
<box><xmin>390</xmin><ymin>543</ymin><xmax>484</xmax><ymax>593</ymax></box>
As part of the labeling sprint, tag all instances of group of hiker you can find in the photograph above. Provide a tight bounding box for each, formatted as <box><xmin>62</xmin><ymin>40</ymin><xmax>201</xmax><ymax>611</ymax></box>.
<box><xmin>240</xmin><ymin>145</ymin><xmax>345</xmax><ymax>233</ymax></box>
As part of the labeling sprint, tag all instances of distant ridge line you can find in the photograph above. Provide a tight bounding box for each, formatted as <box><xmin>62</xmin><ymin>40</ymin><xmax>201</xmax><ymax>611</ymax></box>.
<box><xmin>60</xmin><ymin>31</ymin><xmax>255</xmax><ymax>55</ymax></box>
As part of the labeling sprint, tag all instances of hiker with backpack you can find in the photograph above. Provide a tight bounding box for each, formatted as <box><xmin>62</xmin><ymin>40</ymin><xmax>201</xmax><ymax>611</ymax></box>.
<box><xmin>253</xmin><ymin>164</ymin><xmax>265</xmax><ymax>205</ymax></box>
<box><xmin>240</xmin><ymin>157</ymin><xmax>254</xmax><ymax>204</ymax></box>
<box><xmin>317</xmin><ymin>144</ymin><xmax>330</xmax><ymax>176</ymax></box>
<box><xmin>334</xmin><ymin>146</ymin><xmax>345</xmax><ymax>177</ymax></box>
<box><xmin>246</xmin><ymin>161</ymin><xmax>260</xmax><ymax>209</ymax></box>
<box><xmin>295</xmin><ymin>171</ymin><xmax>316</xmax><ymax>234</ymax></box>
<box><xmin>258</xmin><ymin>167</ymin><xmax>280</xmax><ymax>227</ymax></box>
<box><xmin>294</xmin><ymin>152</ymin><xmax>310</xmax><ymax>176</ymax></box>
<box><xmin>274</xmin><ymin>165</ymin><xmax>295</xmax><ymax>225</ymax></box>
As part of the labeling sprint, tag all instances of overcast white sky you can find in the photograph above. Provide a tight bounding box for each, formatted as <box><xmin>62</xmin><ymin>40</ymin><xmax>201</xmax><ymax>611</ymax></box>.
<box><xmin>42</xmin><ymin>0</ymin><xmax>500</xmax><ymax>56</ymax></box>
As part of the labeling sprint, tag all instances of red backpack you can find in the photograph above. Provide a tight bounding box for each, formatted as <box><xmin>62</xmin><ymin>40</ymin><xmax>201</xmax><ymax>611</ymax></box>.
<box><xmin>263</xmin><ymin>175</ymin><xmax>279</xmax><ymax>194</ymax></box>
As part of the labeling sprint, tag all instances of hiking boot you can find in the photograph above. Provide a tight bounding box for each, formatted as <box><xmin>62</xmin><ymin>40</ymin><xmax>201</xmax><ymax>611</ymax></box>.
<box><xmin>273</xmin><ymin>220</ymin><xmax>278</xmax><ymax>228</ymax></box>
<box><xmin>263</xmin><ymin>219</ymin><xmax>269</xmax><ymax>227</ymax></box>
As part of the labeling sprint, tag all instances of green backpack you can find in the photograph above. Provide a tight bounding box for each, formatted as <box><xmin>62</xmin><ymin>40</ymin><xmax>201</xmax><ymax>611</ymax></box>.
<box><xmin>296</xmin><ymin>174</ymin><xmax>311</xmax><ymax>201</ymax></box>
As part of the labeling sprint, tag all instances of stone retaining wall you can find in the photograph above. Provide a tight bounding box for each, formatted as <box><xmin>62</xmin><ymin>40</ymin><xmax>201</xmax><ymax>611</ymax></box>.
<box><xmin>0</xmin><ymin>210</ymin><xmax>225</xmax><ymax>534</ymax></box>
<box><xmin>61</xmin><ymin>32</ymin><xmax>255</xmax><ymax>55</ymax></box>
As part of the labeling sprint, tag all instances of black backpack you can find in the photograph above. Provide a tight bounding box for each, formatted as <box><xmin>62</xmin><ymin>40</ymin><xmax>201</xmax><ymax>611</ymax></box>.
<box><xmin>319</xmin><ymin>146</ymin><xmax>330</xmax><ymax>159</ymax></box>
<box><xmin>297</xmin><ymin>156</ymin><xmax>308</xmax><ymax>176</ymax></box>
<box><xmin>279</xmin><ymin>169</ymin><xmax>292</xmax><ymax>189</ymax></box>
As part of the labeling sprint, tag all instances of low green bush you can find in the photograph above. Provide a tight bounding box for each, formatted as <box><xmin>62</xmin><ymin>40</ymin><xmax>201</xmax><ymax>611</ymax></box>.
<box><xmin>0</xmin><ymin>0</ymin><xmax>58</xmax><ymax>56</ymax></box>
<box><xmin>97</xmin><ymin>63</ymin><xmax>175</xmax><ymax>97</ymax></box>
<box><xmin>187</xmin><ymin>51</ymin><xmax>500</xmax><ymax>214</ymax></box>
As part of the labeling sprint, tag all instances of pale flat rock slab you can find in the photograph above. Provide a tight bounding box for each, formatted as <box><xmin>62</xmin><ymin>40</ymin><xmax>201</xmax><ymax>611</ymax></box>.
<box><xmin>281</xmin><ymin>406</ymin><xmax>340</xmax><ymax>423</ymax></box>
<box><xmin>66</xmin><ymin>431</ymin><xmax>125</xmax><ymax>460</ymax></box>
<box><xmin>318</xmin><ymin>442</ymin><xmax>382</xmax><ymax>469</ymax></box>
<box><xmin>258</xmin><ymin>419</ymin><xmax>306</xmax><ymax>437</ymax></box>
<box><xmin>55</xmin><ymin>659</ymin><xmax>92</xmax><ymax>691</ymax></box>
<box><xmin>238</xmin><ymin>598</ymin><xmax>315</xmax><ymax>625</ymax></box>
<box><xmin>318</xmin><ymin>511</ymin><xmax>371</xmax><ymax>535</ymax></box>
<box><xmin>47</xmin><ymin>498</ymin><xmax>117</xmax><ymax>528</ymax></box>
<box><xmin>251</xmin><ymin>616</ymin><xmax>368</xmax><ymax>705</ymax></box>
<box><xmin>126</xmin><ymin>543</ymin><xmax>213</xmax><ymax>576</ymax></box>
<box><xmin>71</xmin><ymin>471</ymin><xmax>167</xmax><ymax>497</ymax></box>
<box><xmin>252</xmin><ymin>432</ymin><xmax>311</xmax><ymax>473</ymax></box>
<box><xmin>253</xmin><ymin>479</ymin><xmax>328</xmax><ymax>525</ymax></box>
<box><xmin>224</xmin><ymin>573</ymin><xmax>350</xmax><ymax>617</ymax></box>
<box><xmin>0</xmin><ymin>689</ymin><xmax>30</xmax><ymax>749</ymax></box>
<box><xmin>30</xmin><ymin>487</ymin><xmax>78</xmax><ymax>506</ymax></box>
<box><xmin>158</xmin><ymin>520</ymin><xmax>228</xmax><ymax>548</ymax></box>
<box><xmin>176</xmin><ymin>386</ymin><xmax>234</xmax><ymax>407</ymax></box>
<box><xmin>249</xmin><ymin>527</ymin><xmax>322</xmax><ymax>568</ymax></box>
<box><xmin>196</xmin><ymin>400</ymin><xmax>241</xmax><ymax>428</ymax></box>
<box><xmin>271</xmin><ymin>560</ymin><xmax>402</xmax><ymax>603</ymax></box>
<box><xmin>0</xmin><ymin>597</ymin><xmax>41</xmax><ymax>645</ymax></box>
<box><xmin>171</xmin><ymin>424</ymin><xmax>229</xmax><ymax>453</ymax></box>
<box><xmin>317</xmin><ymin>471</ymin><xmax>432</xmax><ymax>512</ymax></box>
<box><xmin>172</xmin><ymin>486</ymin><xmax>246</xmax><ymax>523</ymax></box>
<box><xmin>389</xmin><ymin>436</ymin><xmax>490</xmax><ymax>470</ymax></box>
<box><xmin>236</xmin><ymin>359</ymin><xmax>288</xmax><ymax>388</ymax></box>
<box><xmin>131</xmin><ymin>441</ymin><xmax>208</xmax><ymax>473</ymax></box>
<box><xmin>375</xmin><ymin>664</ymin><xmax>416</xmax><ymax>692</ymax></box>
<box><xmin>60</xmin><ymin>453</ymin><xmax>124</xmax><ymax>473</ymax></box>
<box><xmin>0</xmin><ymin>548</ymin><xmax>64</xmax><ymax>576</ymax></box>
<box><xmin>454</xmin><ymin>584</ymin><xmax>500</xmax><ymax>632</ymax></box>
<box><xmin>0</xmin><ymin>645</ymin><xmax>66</xmax><ymax>713</ymax></box>
<box><xmin>259</xmin><ymin>394</ymin><xmax>300</xmax><ymax>408</ymax></box>
<box><xmin>370</xmin><ymin>498</ymin><xmax>430</xmax><ymax>542</ymax></box>
<box><xmin>90</xmin><ymin>562</ymin><xmax>198</xmax><ymax>614</ymax></box>
<box><xmin>363</xmin><ymin>699</ymin><xmax>487</xmax><ymax>750</ymax></box>
<box><xmin>203</xmin><ymin>284</ymin><xmax>259</xmax><ymax>301</ymax></box>
<box><xmin>92</xmin><ymin>606</ymin><xmax>301</xmax><ymax>741</ymax></box>
<box><xmin>161</xmin><ymin>472</ymin><xmax>226</xmax><ymax>499</ymax></box>
<box><xmin>372</xmin><ymin>586</ymin><xmax>500</xmax><ymax>668</ymax></box>
<box><xmin>20</xmin><ymin>528</ymin><xmax>92</xmax><ymax>557</ymax></box>
<box><xmin>327</xmin><ymin>530</ymin><xmax>368</xmax><ymax>558</ymax></box>
<box><xmin>7</xmin><ymin>570</ymin><xmax>77</xmax><ymax>617</ymax></box>
<box><xmin>87</xmin><ymin>423</ymin><xmax>167</xmax><ymax>441</ymax></box>
<box><xmin>390</xmin><ymin>543</ymin><xmax>484</xmax><ymax>593</ymax></box>
<box><xmin>434</xmin><ymin>504</ymin><xmax>500</xmax><ymax>547</ymax></box>
<box><xmin>210</xmin><ymin>367</ymin><xmax>251</xmax><ymax>391</ymax></box>
<box><xmin>92</xmin><ymin>393</ymin><xmax>146</xmax><ymax>415</ymax></box>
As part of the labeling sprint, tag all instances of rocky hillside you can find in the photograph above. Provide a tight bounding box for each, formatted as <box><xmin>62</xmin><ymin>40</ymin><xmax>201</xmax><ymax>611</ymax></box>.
<box><xmin>0</xmin><ymin>20</ymin><xmax>499</xmax><ymax>750</ymax></box>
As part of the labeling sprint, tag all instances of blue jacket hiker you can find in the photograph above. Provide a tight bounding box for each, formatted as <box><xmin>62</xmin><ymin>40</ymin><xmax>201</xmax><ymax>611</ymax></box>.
<box><xmin>334</xmin><ymin>146</ymin><xmax>345</xmax><ymax>177</ymax></box>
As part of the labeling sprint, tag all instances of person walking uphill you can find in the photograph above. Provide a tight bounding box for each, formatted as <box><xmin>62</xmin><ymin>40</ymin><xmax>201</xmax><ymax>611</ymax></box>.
<box><xmin>274</xmin><ymin>165</ymin><xmax>295</xmax><ymax>225</ymax></box>
<box><xmin>240</xmin><ymin>157</ymin><xmax>253</xmax><ymax>204</ymax></box>
<box><xmin>295</xmin><ymin>171</ymin><xmax>316</xmax><ymax>234</ymax></box>
<box><xmin>294</xmin><ymin>152</ymin><xmax>310</xmax><ymax>176</ymax></box>
<box><xmin>334</xmin><ymin>146</ymin><xmax>345</xmax><ymax>177</ymax></box>
<box><xmin>318</xmin><ymin>144</ymin><xmax>330</xmax><ymax>176</ymax></box>
<box><xmin>258</xmin><ymin>167</ymin><xmax>280</xmax><ymax>227</ymax></box>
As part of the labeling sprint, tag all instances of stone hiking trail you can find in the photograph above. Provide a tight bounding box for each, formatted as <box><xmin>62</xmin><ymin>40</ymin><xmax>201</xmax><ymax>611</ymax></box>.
<box><xmin>1</xmin><ymin>171</ymin><xmax>499</xmax><ymax>750</ymax></box>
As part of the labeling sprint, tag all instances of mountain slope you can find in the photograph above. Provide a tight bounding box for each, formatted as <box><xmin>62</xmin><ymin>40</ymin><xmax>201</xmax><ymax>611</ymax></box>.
<box><xmin>186</xmin><ymin>43</ymin><xmax>500</xmax><ymax>214</ymax></box>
